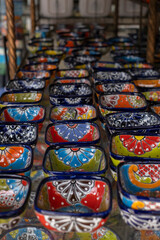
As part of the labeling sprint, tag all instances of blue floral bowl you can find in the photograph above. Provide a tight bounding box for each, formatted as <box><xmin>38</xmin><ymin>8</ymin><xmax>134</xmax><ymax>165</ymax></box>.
<box><xmin>50</xmin><ymin>105</ymin><xmax>97</xmax><ymax>123</ymax></box>
<box><xmin>49</xmin><ymin>83</ymin><xmax>93</xmax><ymax>106</ymax></box>
<box><xmin>93</xmin><ymin>70</ymin><xmax>132</xmax><ymax>83</ymax></box>
<box><xmin>114</xmin><ymin>55</ymin><xmax>145</xmax><ymax>64</ymax></box>
<box><xmin>128</xmin><ymin>68</ymin><xmax>160</xmax><ymax>79</ymax></box>
<box><xmin>6</xmin><ymin>79</ymin><xmax>46</xmax><ymax>91</ymax></box>
<box><xmin>43</xmin><ymin>145</ymin><xmax>107</xmax><ymax>176</ymax></box>
<box><xmin>34</xmin><ymin>175</ymin><xmax>112</xmax><ymax>232</ymax></box>
<box><xmin>45</xmin><ymin>122</ymin><xmax>100</xmax><ymax>146</ymax></box>
<box><xmin>64</xmin><ymin>55</ymin><xmax>97</xmax><ymax>69</ymax></box>
<box><xmin>106</xmin><ymin>37</ymin><xmax>133</xmax><ymax>45</ymax></box>
<box><xmin>28</xmin><ymin>55</ymin><xmax>59</xmax><ymax>65</ymax></box>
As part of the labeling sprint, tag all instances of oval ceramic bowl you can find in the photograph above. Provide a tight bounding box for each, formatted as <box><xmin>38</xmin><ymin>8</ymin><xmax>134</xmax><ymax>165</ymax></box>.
<box><xmin>0</xmin><ymin>123</ymin><xmax>38</xmax><ymax>146</ymax></box>
<box><xmin>45</xmin><ymin>122</ymin><xmax>100</xmax><ymax>146</ymax></box>
<box><xmin>50</xmin><ymin>105</ymin><xmax>97</xmax><ymax>123</ymax></box>
<box><xmin>134</xmin><ymin>78</ymin><xmax>160</xmax><ymax>88</ymax></box>
<box><xmin>105</xmin><ymin>111</ymin><xmax>160</xmax><ymax>135</ymax></box>
<box><xmin>0</xmin><ymin>144</ymin><xmax>33</xmax><ymax>176</ymax></box>
<box><xmin>98</xmin><ymin>93</ymin><xmax>147</xmax><ymax>119</ymax></box>
<box><xmin>34</xmin><ymin>175</ymin><xmax>112</xmax><ymax>233</ymax></box>
<box><xmin>110</xmin><ymin>132</ymin><xmax>160</xmax><ymax>167</ymax></box>
<box><xmin>110</xmin><ymin>49</ymin><xmax>142</xmax><ymax>58</ymax></box>
<box><xmin>64</xmin><ymin>55</ymin><xmax>97</xmax><ymax>69</ymax></box>
<box><xmin>54</xmin><ymin>78</ymin><xmax>91</xmax><ymax>86</ymax></box>
<box><xmin>23</xmin><ymin>62</ymin><xmax>57</xmax><ymax>72</ymax></box>
<box><xmin>151</xmin><ymin>104</ymin><xmax>160</xmax><ymax>116</ymax></box>
<box><xmin>118</xmin><ymin>191</ymin><xmax>160</xmax><ymax>230</ymax></box>
<box><xmin>0</xmin><ymin>175</ymin><xmax>31</xmax><ymax>231</ymax></box>
<box><xmin>6</xmin><ymin>79</ymin><xmax>46</xmax><ymax>91</ymax></box>
<box><xmin>128</xmin><ymin>68</ymin><xmax>160</xmax><ymax>78</ymax></box>
<box><xmin>36</xmin><ymin>49</ymin><xmax>64</xmax><ymax>61</ymax></box>
<box><xmin>0</xmin><ymin>91</ymin><xmax>43</xmax><ymax>105</ymax></box>
<box><xmin>58</xmin><ymin>36</ymin><xmax>84</xmax><ymax>48</ymax></box>
<box><xmin>43</xmin><ymin>145</ymin><xmax>107</xmax><ymax>176</ymax></box>
<box><xmin>142</xmin><ymin>88</ymin><xmax>160</xmax><ymax>103</ymax></box>
<box><xmin>1</xmin><ymin>226</ymin><xmax>53</xmax><ymax>240</ymax></box>
<box><xmin>27</xmin><ymin>39</ymin><xmax>53</xmax><ymax>53</ymax></box>
<box><xmin>93</xmin><ymin>71</ymin><xmax>132</xmax><ymax>83</ymax></box>
<box><xmin>118</xmin><ymin>162</ymin><xmax>160</xmax><ymax>212</ymax></box>
<box><xmin>85</xmin><ymin>45</ymin><xmax>108</xmax><ymax>54</ymax></box>
<box><xmin>28</xmin><ymin>55</ymin><xmax>60</xmax><ymax>64</ymax></box>
<box><xmin>72</xmin><ymin>49</ymin><xmax>101</xmax><ymax>60</ymax></box>
<box><xmin>49</xmin><ymin>83</ymin><xmax>93</xmax><ymax>106</ymax></box>
<box><xmin>114</xmin><ymin>55</ymin><xmax>145</xmax><ymax>64</ymax></box>
<box><xmin>93</xmin><ymin>61</ymin><xmax>122</xmax><ymax>71</ymax></box>
<box><xmin>106</xmin><ymin>37</ymin><xmax>133</xmax><ymax>45</ymax></box>
<box><xmin>16</xmin><ymin>70</ymin><xmax>51</xmax><ymax>80</ymax></box>
<box><xmin>123</xmin><ymin>63</ymin><xmax>153</xmax><ymax>69</ymax></box>
<box><xmin>56</xmin><ymin>69</ymin><xmax>89</xmax><ymax>79</ymax></box>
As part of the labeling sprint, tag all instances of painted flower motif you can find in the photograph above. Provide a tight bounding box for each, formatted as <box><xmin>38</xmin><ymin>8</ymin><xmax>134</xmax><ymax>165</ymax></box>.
<box><xmin>61</xmin><ymin>85</ymin><xmax>75</xmax><ymax>93</ymax></box>
<box><xmin>120</xmin><ymin>135</ymin><xmax>160</xmax><ymax>155</ymax></box>
<box><xmin>127</xmin><ymin>95</ymin><xmax>145</xmax><ymax>108</ymax></box>
<box><xmin>101</xmin><ymin>95</ymin><xmax>119</xmax><ymax>108</ymax></box>
<box><xmin>54</xmin><ymin>147</ymin><xmax>96</xmax><ymax>167</ymax></box>
<box><xmin>95</xmin><ymin>71</ymin><xmax>131</xmax><ymax>81</ymax></box>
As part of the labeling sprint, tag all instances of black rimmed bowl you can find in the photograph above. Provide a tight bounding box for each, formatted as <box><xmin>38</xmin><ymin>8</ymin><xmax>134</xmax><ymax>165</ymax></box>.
<box><xmin>6</xmin><ymin>78</ymin><xmax>46</xmax><ymax>91</ymax></box>
<box><xmin>64</xmin><ymin>55</ymin><xmax>98</xmax><ymax>69</ymax></box>
<box><xmin>56</xmin><ymin>69</ymin><xmax>89</xmax><ymax>79</ymax></box>
<box><xmin>93</xmin><ymin>61</ymin><xmax>122</xmax><ymax>71</ymax></box>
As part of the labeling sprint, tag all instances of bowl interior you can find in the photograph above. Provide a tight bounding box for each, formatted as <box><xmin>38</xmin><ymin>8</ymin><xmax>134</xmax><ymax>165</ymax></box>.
<box><xmin>0</xmin><ymin>92</ymin><xmax>42</xmax><ymax>103</ymax></box>
<box><xmin>7</xmin><ymin>79</ymin><xmax>45</xmax><ymax>91</ymax></box>
<box><xmin>56</xmin><ymin>69</ymin><xmax>89</xmax><ymax>78</ymax></box>
<box><xmin>95</xmin><ymin>83</ymin><xmax>137</xmax><ymax>93</ymax></box>
<box><xmin>37</xmin><ymin>178</ymin><xmax>110</xmax><ymax>213</ymax></box>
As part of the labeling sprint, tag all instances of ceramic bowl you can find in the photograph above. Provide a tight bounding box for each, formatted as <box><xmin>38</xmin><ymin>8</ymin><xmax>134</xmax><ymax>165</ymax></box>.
<box><xmin>23</xmin><ymin>62</ymin><xmax>57</xmax><ymax>73</ymax></box>
<box><xmin>16</xmin><ymin>69</ymin><xmax>51</xmax><ymax>80</ymax></box>
<box><xmin>1</xmin><ymin>226</ymin><xmax>53</xmax><ymax>240</ymax></box>
<box><xmin>142</xmin><ymin>88</ymin><xmax>160</xmax><ymax>103</ymax></box>
<box><xmin>151</xmin><ymin>104</ymin><xmax>160</xmax><ymax>116</ymax></box>
<box><xmin>72</xmin><ymin>49</ymin><xmax>101</xmax><ymax>60</ymax></box>
<box><xmin>64</xmin><ymin>55</ymin><xmax>97</xmax><ymax>69</ymax></box>
<box><xmin>43</xmin><ymin>145</ymin><xmax>107</xmax><ymax>176</ymax></box>
<box><xmin>118</xmin><ymin>191</ymin><xmax>160</xmax><ymax>230</ymax></box>
<box><xmin>123</xmin><ymin>63</ymin><xmax>153</xmax><ymax>69</ymax></box>
<box><xmin>106</xmin><ymin>37</ymin><xmax>133</xmax><ymax>45</ymax></box>
<box><xmin>134</xmin><ymin>78</ymin><xmax>160</xmax><ymax>88</ymax></box>
<box><xmin>45</xmin><ymin>122</ymin><xmax>100</xmax><ymax>146</ymax></box>
<box><xmin>36</xmin><ymin>49</ymin><xmax>64</xmax><ymax>61</ymax></box>
<box><xmin>6</xmin><ymin>79</ymin><xmax>46</xmax><ymax>91</ymax></box>
<box><xmin>98</xmin><ymin>93</ymin><xmax>147</xmax><ymax>119</ymax></box>
<box><xmin>129</xmin><ymin>68</ymin><xmax>160</xmax><ymax>78</ymax></box>
<box><xmin>93</xmin><ymin>71</ymin><xmax>132</xmax><ymax>83</ymax></box>
<box><xmin>28</xmin><ymin>55</ymin><xmax>59</xmax><ymax>65</ymax></box>
<box><xmin>27</xmin><ymin>38</ymin><xmax>53</xmax><ymax>53</ymax></box>
<box><xmin>110</xmin><ymin>132</ymin><xmax>160</xmax><ymax>167</ymax></box>
<box><xmin>0</xmin><ymin>175</ymin><xmax>31</xmax><ymax>232</ymax></box>
<box><xmin>0</xmin><ymin>105</ymin><xmax>46</xmax><ymax>132</ymax></box>
<box><xmin>0</xmin><ymin>144</ymin><xmax>33</xmax><ymax>176</ymax></box>
<box><xmin>49</xmin><ymin>83</ymin><xmax>93</xmax><ymax>106</ymax></box>
<box><xmin>93</xmin><ymin>61</ymin><xmax>122</xmax><ymax>71</ymax></box>
<box><xmin>0</xmin><ymin>123</ymin><xmax>38</xmax><ymax>146</ymax></box>
<box><xmin>105</xmin><ymin>111</ymin><xmax>160</xmax><ymax>135</ymax></box>
<box><xmin>110</xmin><ymin>49</ymin><xmax>142</xmax><ymax>58</ymax></box>
<box><xmin>114</xmin><ymin>55</ymin><xmax>145</xmax><ymax>64</ymax></box>
<box><xmin>118</xmin><ymin>162</ymin><xmax>160</xmax><ymax>211</ymax></box>
<box><xmin>54</xmin><ymin>78</ymin><xmax>91</xmax><ymax>86</ymax></box>
<box><xmin>56</xmin><ymin>69</ymin><xmax>89</xmax><ymax>79</ymax></box>
<box><xmin>58</xmin><ymin>36</ymin><xmax>84</xmax><ymax>48</ymax></box>
<box><xmin>0</xmin><ymin>91</ymin><xmax>43</xmax><ymax>105</ymax></box>
<box><xmin>50</xmin><ymin>105</ymin><xmax>97</xmax><ymax>123</ymax></box>
<box><xmin>84</xmin><ymin>45</ymin><xmax>108</xmax><ymax>54</ymax></box>
<box><xmin>34</xmin><ymin>175</ymin><xmax>112</xmax><ymax>232</ymax></box>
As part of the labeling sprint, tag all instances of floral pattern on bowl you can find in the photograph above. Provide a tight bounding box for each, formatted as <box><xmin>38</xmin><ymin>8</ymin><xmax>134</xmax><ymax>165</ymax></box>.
<box><xmin>54</xmin><ymin>78</ymin><xmax>91</xmax><ymax>86</ymax></box>
<box><xmin>43</xmin><ymin>145</ymin><xmax>107</xmax><ymax>175</ymax></box>
<box><xmin>6</xmin><ymin>79</ymin><xmax>46</xmax><ymax>91</ymax></box>
<box><xmin>95</xmin><ymin>82</ymin><xmax>138</xmax><ymax>94</ymax></box>
<box><xmin>93</xmin><ymin>71</ymin><xmax>132</xmax><ymax>83</ymax></box>
<box><xmin>50</xmin><ymin>105</ymin><xmax>97</xmax><ymax>122</ymax></box>
<box><xmin>16</xmin><ymin>70</ymin><xmax>51</xmax><ymax>80</ymax></box>
<box><xmin>28</xmin><ymin>55</ymin><xmax>59</xmax><ymax>64</ymax></box>
<box><xmin>114</xmin><ymin>55</ymin><xmax>145</xmax><ymax>64</ymax></box>
<box><xmin>123</xmin><ymin>63</ymin><xmax>153</xmax><ymax>69</ymax></box>
<box><xmin>128</xmin><ymin>68</ymin><xmax>160</xmax><ymax>78</ymax></box>
<box><xmin>134</xmin><ymin>79</ymin><xmax>160</xmax><ymax>88</ymax></box>
<box><xmin>93</xmin><ymin>61</ymin><xmax>122</xmax><ymax>71</ymax></box>
<box><xmin>142</xmin><ymin>88</ymin><xmax>160</xmax><ymax>102</ymax></box>
<box><xmin>56</xmin><ymin>69</ymin><xmax>89</xmax><ymax>79</ymax></box>
<box><xmin>64</xmin><ymin>55</ymin><xmax>97</xmax><ymax>68</ymax></box>
<box><xmin>34</xmin><ymin>175</ymin><xmax>112</xmax><ymax>232</ymax></box>
<box><xmin>23</xmin><ymin>63</ymin><xmax>57</xmax><ymax>72</ymax></box>
<box><xmin>37</xmin><ymin>49</ymin><xmax>64</xmax><ymax>61</ymax></box>
<box><xmin>45</xmin><ymin>122</ymin><xmax>100</xmax><ymax>146</ymax></box>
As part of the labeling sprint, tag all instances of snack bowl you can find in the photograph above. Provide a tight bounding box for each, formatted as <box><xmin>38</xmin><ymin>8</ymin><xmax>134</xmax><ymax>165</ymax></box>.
<box><xmin>118</xmin><ymin>162</ymin><xmax>160</xmax><ymax>211</ymax></box>
<box><xmin>64</xmin><ymin>55</ymin><xmax>97</xmax><ymax>69</ymax></box>
<box><xmin>93</xmin><ymin>61</ymin><xmax>122</xmax><ymax>71</ymax></box>
<box><xmin>114</xmin><ymin>55</ymin><xmax>145</xmax><ymax>64</ymax></box>
<box><xmin>142</xmin><ymin>88</ymin><xmax>160</xmax><ymax>103</ymax></box>
<box><xmin>58</xmin><ymin>36</ymin><xmax>84</xmax><ymax>48</ymax></box>
<box><xmin>93</xmin><ymin>71</ymin><xmax>132</xmax><ymax>83</ymax></box>
<box><xmin>36</xmin><ymin>49</ymin><xmax>64</xmax><ymax>61</ymax></box>
<box><xmin>123</xmin><ymin>63</ymin><xmax>153</xmax><ymax>69</ymax></box>
<box><xmin>0</xmin><ymin>175</ymin><xmax>31</xmax><ymax>232</ymax></box>
<box><xmin>27</xmin><ymin>38</ymin><xmax>53</xmax><ymax>53</ymax></box>
<box><xmin>34</xmin><ymin>175</ymin><xmax>112</xmax><ymax>232</ymax></box>
<box><xmin>0</xmin><ymin>105</ymin><xmax>46</xmax><ymax>132</ymax></box>
<box><xmin>54</xmin><ymin>78</ymin><xmax>91</xmax><ymax>86</ymax></box>
<box><xmin>128</xmin><ymin>68</ymin><xmax>160</xmax><ymax>78</ymax></box>
<box><xmin>56</xmin><ymin>69</ymin><xmax>89</xmax><ymax>79</ymax></box>
<box><xmin>110</xmin><ymin>132</ymin><xmax>160</xmax><ymax>167</ymax></box>
<box><xmin>0</xmin><ymin>144</ymin><xmax>33</xmax><ymax>177</ymax></box>
<box><xmin>28</xmin><ymin>55</ymin><xmax>60</xmax><ymax>65</ymax></box>
<box><xmin>6</xmin><ymin>79</ymin><xmax>46</xmax><ymax>91</ymax></box>
<box><xmin>16</xmin><ymin>69</ymin><xmax>51</xmax><ymax>80</ymax></box>
<box><xmin>1</xmin><ymin>226</ymin><xmax>53</xmax><ymax>240</ymax></box>
<box><xmin>72</xmin><ymin>49</ymin><xmax>102</xmax><ymax>60</ymax></box>
<box><xmin>106</xmin><ymin>37</ymin><xmax>133</xmax><ymax>45</ymax></box>
<box><xmin>43</xmin><ymin>145</ymin><xmax>107</xmax><ymax>176</ymax></box>
<box><xmin>50</xmin><ymin>105</ymin><xmax>97</xmax><ymax>123</ymax></box>
<box><xmin>45</xmin><ymin>122</ymin><xmax>100</xmax><ymax>146</ymax></box>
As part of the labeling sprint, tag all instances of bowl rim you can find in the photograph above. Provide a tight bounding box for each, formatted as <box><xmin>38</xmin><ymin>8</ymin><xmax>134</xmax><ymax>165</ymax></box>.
<box><xmin>16</xmin><ymin>69</ymin><xmax>51</xmax><ymax>80</ymax></box>
<box><xmin>42</xmin><ymin>144</ymin><xmax>108</xmax><ymax>176</ymax></box>
<box><xmin>94</xmin><ymin>82</ymin><xmax>137</xmax><ymax>94</ymax></box>
<box><xmin>55</xmin><ymin>68</ymin><xmax>89</xmax><ymax>79</ymax></box>
<box><xmin>6</xmin><ymin>79</ymin><xmax>46</xmax><ymax>91</ymax></box>
<box><xmin>23</xmin><ymin>62</ymin><xmax>58</xmax><ymax>72</ymax></box>
<box><xmin>34</xmin><ymin>175</ymin><xmax>112</xmax><ymax>218</ymax></box>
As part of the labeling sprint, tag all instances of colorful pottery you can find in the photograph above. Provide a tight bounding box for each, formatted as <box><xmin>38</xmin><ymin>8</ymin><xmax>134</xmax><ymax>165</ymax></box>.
<box><xmin>16</xmin><ymin>70</ymin><xmax>51</xmax><ymax>80</ymax></box>
<box><xmin>93</xmin><ymin>71</ymin><xmax>132</xmax><ymax>83</ymax></box>
<box><xmin>128</xmin><ymin>68</ymin><xmax>160</xmax><ymax>78</ymax></box>
<box><xmin>28</xmin><ymin>55</ymin><xmax>59</xmax><ymax>64</ymax></box>
<box><xmin>118</xmin><ymin>162</ymin><xmax>160</xmax><ymax>211</ymax></box>
<box><xmin>43</xmin><ymin>145</ymin><xmax>107</xmax><ymax>176</ymax></box>
<box><xmin>45</xmin><ymin>122</ymin><xmax>100</xmax><ymax>146</ymax></box>
<box><xmin>142</xmin><ymin>88</ymin><xmax>160</xmax><ymax>102</ymax></box>
<box><xmin>27</xmin><ymin>39</ymin><xmax>53</xmax><ymax>53</ymax></box>
<box><xmin>50</xmin><ymin>105</ymin><xmax>97</xmax><ymax>122</ymax></box>
<box><xmin>54</xmin><ymin>78</ymin><xmax>91</xmax><ymax>86</ymax></box>
<box><xmin>114</xmin><ymin>55</ymin><xmax>145</xmax><ymax>64</ymax></box>
<box><xmin>6</xmin><ymin>79</ymin><xmax>46</xmax><ymax>91</ymax></box>
<box><xmin>37</xmin><ymin>49</ymin><xmax>64</xmax><ymax>61</ymax></box>
<box><xmin>64</xmin><ymin>55</ymin><xmax>97</xmax><ymax>68</ymax></box>
<box><xmin>151</xmin><ymin>104</ymin><xmax>160</xmax><ymax>116</ymax></box>
<box><xmin>95</xmin><ymin>82</ymin><xmax>138</xmax><ymax>94</ymax></box>
<box><xmin>72</xmin><ymin>49</ymin><xmax>101</xmax><ymax>60</ymax></box>
<box><xmin>134</xmin><ymin>79</ymin><xmax>160</xmax><ymax>88</ymax></box>
<box><xmin>93</xmin><ymin>61</ymin><xmax>122</xmax><ymax>71</ymax></box>
<box><xmin>23</xmin><ymin>63</ymin><xmax>57</xmax><ymax>73</ymax></box>
<box><xmin>56</xmin><ymin>69</ymin><xmax>89</xmax><ymax>79</ymax></box>
<box><xmin>1</xmin><ymin>226</ymin><xmax>53</xmax><ymax>240</ymax></box>
<box><xmin>123</xmin><ymin>63</ymin><xmax>152</xmax><ymax>69</ymax></box>
<box><xmin>34</xmin><ymin>175</ymin><xmax>112</xmax><ymax>232</ymax></box>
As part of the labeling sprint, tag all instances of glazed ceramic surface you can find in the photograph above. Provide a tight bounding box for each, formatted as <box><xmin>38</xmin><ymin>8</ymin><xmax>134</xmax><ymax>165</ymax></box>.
<box><xmin>56</xmin><ymin>69</ymin><xmax>89</xmax><ymax>79</ymax></box>
<box><xmin>50</xmin><ymin>105</ymin><xmax>97</xmax><ymax>122</ymax></box>
<box><xmin>64</xmin><ymin>55</ymin><xmax>97</xmax><ymax>68</ymax></box>
<box><xmin>128</xmin><ymin>68</ymin><xmax>160</xmax><ymax>78</ymax></box>
<box><xmin>93</xmin><ymin>71</ymin><xmax>132</xmax><ymax>83</ymax></box>
<box><xmin>6</xmin><ymin>79</ymin><xmax>46</xmax><ymax>91</ymax></box>
<box><xmin>0</xmin><ymin>123</ymin><xmax>37</xmax><ymax>145</ymax></box>
<box><xmin>0</xmin><ymin>91</ymin><xmax>43</xmax><ymax>105</ymax></box>
<box><xmin>142</xmin><ymin>88</ymin><xmax>160</xmax><ymax>102</ymax></box>
<box><xmin>118</xmin><ymin>162</ymin><xmax>160</xmax><ymax>211</ymax></box>
<box><xmin>45</xmin><ymin>122</ymin><xmax>100</xmax><ymax>146</ymax></box>
<box><xmin>28</xmin><ymin>55</ymin><xmax>59</xmax><ymax>64</ymax></box>
<box><xmin>1</xmin><ymin>226</ymin><xmax>53</xmax><ymax>240</ymax></box>
<box><xmin>72</xmin><ymin>49</ymin><xmax>101</xmax><ymax>60</ymax></box>
<box><xmin>16</xmin><ymin>70</ymin><xmax>51</xmax><ymax>80</ymax></box>
<box><xmin>123</xmin><ymin>63</ymin><xmax>152</xmax><ymax>69</ymax></box>
<box><xmin>37</xmin><ymin>49</ymin><xmax>64</xmax><ymax>61</ymax></box>
<box><xmin>151</xmin><ymin>104</ymin><xmax>160</xmax><ymax>116</ymax></box>
<box><xmin>43</xmin><ymin>145</ymin><xmax>107</xmax><ymax>175</ymax></box>
<box><xmin>34</xmin><ymin>175</ymin><xmax>112</xmax><ymax>232</ymax></box>
<box><xmin>24</xmin><ymin>62</ymin><xmax>57</xmax><ymax>72</ymax></box>
<box><xmin>95</xmin><ymin>82</ymin><xmax>138</xmax><ymax>94</ymax></box>
<box><xmin>134</xmin><ymin>79</ymin><xmax>160</xmax><ymax>88</ymax></box>
<box><xmin>93</xmin><ymin>61</ymin><xmax>122</xmax><ymax>71</ymax></box>
<box><xmin>54</xmin><ymin>78</ymin><xmax>91</xmax><ymax>86</ymax></box>
<box><xmin>114</xmin><ymin>55</ymin><xmax>145</xmax><ymax>64</ymax></box>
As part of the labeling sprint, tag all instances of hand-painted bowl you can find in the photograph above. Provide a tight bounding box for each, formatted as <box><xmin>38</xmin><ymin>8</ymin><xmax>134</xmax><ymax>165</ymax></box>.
<box><xmin>0</xmin><ymin>91</ymin><xmax>43</xmax><ymax>105</ymax></box>
<box><xmin>56</xmin><ymin>69</ymin><xmax>89</xmax><ymax>79</ymax></box>
<box><xmin>43</xmin><ymin>145</ymin><xmax>107</xmax><ymax>176</ymax></box>
<box><xmin>134</xmin><ymin>78</ymin><xmax>160</xmax><ymax>88</ymax></box>
<box><xmin>34</xmin><ymin>175</ymin><xmax>112</xmax><ymax>232</ymax></box>
<box><xmin>0</xmin><ymin>144</ymin><xmax>33</xmax><ymax>176</ymax></box>
<box><xmin>0</xmin><ymin>175</ymin><xmax>31</xmax><ymax>232</ymax></box>
<box><xmin>6</xmin><ymin>79</ymin><xmax>46</xmax><ymax>91</ymax></box>
<box><xmin>105</xmin><ymin>111</ymin><xmax>160</xmax><ymax>135</ymax></box>
<box><xmin>45</xmin><ymin>122</ymin><xmax>100</xmax><ymax>146</ymax></box>
<box><xmin>110</xmin><ymin>49</ymin><xmax>142</xmax><ymax>58</ymax></box>
<box><xmin>118</xmin><ymin>162</ymin><xmax>160</xmax><ymax>211</ymax></box>
<box><xmin>93</xmin><ymin>71</ymin><xmax>132</xmax><ymax>83</ymax></box>
<box><xmin>49</xmin><ymin>83</ymin><xmax>93</xmax><ymax>106</ymax></box>
<box><xmin>27</xmin><ymin>38</ymin><xmax>53</xmax><ymax>53</ymax></box>
<box><xmin>64</xmin><ymin>55</ymin><xmax>97</xmax><ymax>69</ymax></box>
<box><xmin>123</xmin><ymin>63</ymin><xmax>153</xmax><ymax>69</ymax></box>
<box><xmin>0</xmin><ymin>105</ymin><xmax>46</xmax><ymax>132</ymax></box>
<box><xmin>1</xmin><ymin>226</ymin><xmax>53</xmax><ymax>240</ymax></box>
<box><xmin>114</xmin><ymin>55</ymin><xmax>145</xmax><ymax>64</ymax></box>
<box><xmin>128</xmin><ymin>68</ymin><xmax>160</xmax><ymax>78</ymax></box>
<box><xmin>85</xmin><ymin>44</ymin><xmax>108</xmax><ymax>54</ymax></box>
<box><xmin>54</xmin><ymin>78</ymin><xmax>91</xmax><ymax>86</ymax></box>
<box><xmin>50</xmin><ymin>105</ymin><xmax>97</xmax><ymax>123</ymax></box>
<box><xmin>151</xmin><ymin>104</ymin><xmax>160</xmax><ymax>116</ymax></box>
<box><xmin>36</xmin><ymin>49</ymin><xmax>64</xmax><ymax>61</ymax></box>
<box><xmin>28</xmin><ymin>55</ymin><xmax>59</xmax><ymax>65</ymax></box>
<box><xmin>98</xmin><ymin>93</ymin><xmax>147</xmax><ymax>119</ymax></box>
<box><xmin>118</xmin><ymin>191</ymin><xmax>160</xmax><ymax>230</ymax></box>
<box><xmin>16</xmin><ymin>69</ymin><xmax>51</xmax><ymax>80</ymax></box>
<box><xmin>0</xmin><ymin>123</ymin><xmax>38</xmax><ymax>146</ymax></box>
<box><xmin>72</xmin><ymin>49</ymin><xmax>101</xmax><ymax>60</ymax></box>
<box><xmin>142</xmin><ymin>88</ymin><xmax>160</xmax><ymax>103</ymax></box>
<box><xmin>106</xmin><ymin>37</ymin><xmax>133</xmax><ymax>45</ymax></box>
<box><xmin>93</xmin><ymin>61</ymin><xmax>122</xmax><ymax>71</ymax></box>
<box><xmin>110</xmin><ymin>132</ymin><xmax>160</xmax><ymax>167</ymax></box>
<box><xmin>58</xmin><ymin>36</ymin><xmax>84</xmax><ymax>48</ymax></box>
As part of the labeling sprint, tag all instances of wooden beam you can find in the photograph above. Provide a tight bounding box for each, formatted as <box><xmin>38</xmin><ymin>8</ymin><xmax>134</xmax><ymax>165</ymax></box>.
<box><xmin>114</xmin><ymin>0</ymin><xmax>119</xmax><ymax>36</ymax></box>
<box><xmin>6</xmin><ymin>0</ymin><xmax>17</xmax><ymax>80</ymax></box>
<box><xmin>31</xmin><ymin>0</ymin><xmax>36</xmax><ymax>36</ymax></box>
